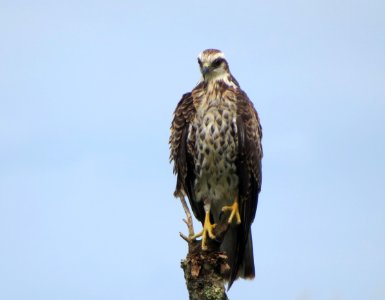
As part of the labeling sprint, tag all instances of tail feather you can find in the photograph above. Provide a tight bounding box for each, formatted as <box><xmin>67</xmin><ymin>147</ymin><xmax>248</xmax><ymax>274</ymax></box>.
<box><xmin>240</xmin><ymin>233</ymin><xmax>255</xmax><ymax>279</ymax></box>
<box><xmin>221</xmin><ymin>228</ymin><xmax>255</xmax><ymax>289</ymax></box>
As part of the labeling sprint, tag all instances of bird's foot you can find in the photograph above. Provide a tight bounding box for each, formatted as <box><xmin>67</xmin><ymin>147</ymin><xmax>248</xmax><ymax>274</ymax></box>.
<box><xmin>221</xmin><ymin>198</ymin><xmax>241</xmax><ymax>224</ymax></box>
<box><xmin>191</xmin><ymin>212</ymin><xmax>216</xmax><ymax>250</ymax></box>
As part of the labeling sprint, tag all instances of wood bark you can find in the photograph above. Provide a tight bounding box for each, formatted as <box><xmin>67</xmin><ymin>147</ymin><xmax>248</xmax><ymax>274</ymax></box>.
<box><xmin>179</xmin><ymin>196</ymin><xmax>231</xmax><ymax>300</ymax></box>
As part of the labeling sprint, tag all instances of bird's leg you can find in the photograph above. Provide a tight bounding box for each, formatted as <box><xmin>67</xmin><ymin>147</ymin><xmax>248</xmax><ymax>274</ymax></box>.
<box><xmin>191</xmin><ymin>204</ymin><xmax>216</xmax><ymax>250</ymax></box>
<box><xmin>221</xmin><ymin>196</ymin><xmax>241</xmax><ymax>224</ymax></box>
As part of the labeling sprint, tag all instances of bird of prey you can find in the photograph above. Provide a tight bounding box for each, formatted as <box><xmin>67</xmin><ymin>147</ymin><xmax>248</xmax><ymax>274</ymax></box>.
<box><xmin>170</xmin><ymin>49</ymin><xmax>263</xmax><ymax>288</ymax></box>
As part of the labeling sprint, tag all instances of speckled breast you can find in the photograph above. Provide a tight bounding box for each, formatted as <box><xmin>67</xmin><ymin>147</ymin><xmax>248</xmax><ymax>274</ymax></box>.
<box><xmin>189</xmin><ymin>95</ymin><xmax>239</xmax><ymax>211</ymax></box>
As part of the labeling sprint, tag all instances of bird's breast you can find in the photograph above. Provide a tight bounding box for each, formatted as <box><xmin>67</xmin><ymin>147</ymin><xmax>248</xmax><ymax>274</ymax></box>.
<box><xmin>189</xmin><ymin>96</ymin><xmax>239</xmax><ymax>207</ymax></box>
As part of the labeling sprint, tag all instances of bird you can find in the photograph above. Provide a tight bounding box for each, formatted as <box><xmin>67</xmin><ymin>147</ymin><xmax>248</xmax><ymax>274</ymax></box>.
<box><xmin>169</xmin><ymin>49</ymin><xmax>263</xmax><ymax>288</ymax></box>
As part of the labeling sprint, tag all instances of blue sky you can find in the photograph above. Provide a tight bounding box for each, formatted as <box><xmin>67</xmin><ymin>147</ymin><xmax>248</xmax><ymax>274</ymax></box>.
<box><xmin>1</xmin><ymin>0</ymin><xmax>384</xmax><ymax>299</ymax></box>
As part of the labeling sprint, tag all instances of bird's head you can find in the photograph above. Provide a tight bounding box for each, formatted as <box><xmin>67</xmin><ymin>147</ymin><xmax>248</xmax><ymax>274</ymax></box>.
<box><xmin>197</xmin><ymin>49</ymin><xmax>231</xmax><ymax>82</ymax></box>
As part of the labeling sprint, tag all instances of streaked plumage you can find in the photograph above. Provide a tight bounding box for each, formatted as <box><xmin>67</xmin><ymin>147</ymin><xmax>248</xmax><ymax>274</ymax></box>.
<box><xmin>170</xmin><ymin>49</ymin><xmax>263</xmax><ymax>288</ymax></box>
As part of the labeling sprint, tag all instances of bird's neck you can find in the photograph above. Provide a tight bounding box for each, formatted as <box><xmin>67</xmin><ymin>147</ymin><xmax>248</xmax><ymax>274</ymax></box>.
<box><xmin>202</xmin><ymin>73</ymin><xmax>239</xmax><ymax>91</ymax></box>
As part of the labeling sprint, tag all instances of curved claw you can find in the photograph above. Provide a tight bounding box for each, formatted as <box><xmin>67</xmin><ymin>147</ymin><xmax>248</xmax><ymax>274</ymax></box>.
<box><xmin>222</xmin><ymin>198</ymin><xmax>241</xmax><ymax>224</ymax></box>
<box><xmin>191</xmin><ymin>212</ymin><xmax>216</xmax><ymax>250</ymax></box>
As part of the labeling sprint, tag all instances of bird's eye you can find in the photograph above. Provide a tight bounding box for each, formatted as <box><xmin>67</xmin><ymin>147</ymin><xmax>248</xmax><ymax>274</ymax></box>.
<box><xmin>197</xmin><ymin>58</ymin><xmax>202</xmax><ymax>66</ymax></box>
<box><xmin>212</xmin><ymin>58</ymin><xmax>223</xmax><ymax>68</ymax></box>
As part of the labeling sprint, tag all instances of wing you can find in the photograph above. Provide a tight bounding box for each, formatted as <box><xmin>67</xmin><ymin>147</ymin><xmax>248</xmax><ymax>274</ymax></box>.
<box><xmin>169</xmin><ymin>92</ymin><xmax>205</xmax><ymax>222</ymax></box>
<box><xmin>236</xmin><ymin>90</ymin><xmax>263</xmax><ymax>225</ymax></box>
<box><xmin>229</xmin><ymin>90</ymin><xmax>263</xmax><ymax>287</ymax></box>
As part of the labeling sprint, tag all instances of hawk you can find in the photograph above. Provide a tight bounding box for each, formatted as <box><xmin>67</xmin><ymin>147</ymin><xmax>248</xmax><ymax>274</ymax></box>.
<box><xmin>170</xmin><ymin>49</ymin><xmax>263</xmax><ymax>288</ymax></box>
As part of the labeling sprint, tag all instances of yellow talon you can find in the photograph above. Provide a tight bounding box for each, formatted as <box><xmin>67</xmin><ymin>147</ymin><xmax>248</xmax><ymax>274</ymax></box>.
<box><xmin>222</xmin><ymin>197</ymin><xmax>241</xmax><ymax>224</ymax></box>
<box><xmin>191</xmin><ymin>211</ymin><xmax>216</xmax><ymax>250</ymax></box>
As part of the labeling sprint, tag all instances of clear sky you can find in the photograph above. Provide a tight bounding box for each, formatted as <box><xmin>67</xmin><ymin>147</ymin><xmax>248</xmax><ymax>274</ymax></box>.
<box><xmin>1</xmin><ymin>0</ymin><xmax>384</xmax><ymax>299</ymax></box>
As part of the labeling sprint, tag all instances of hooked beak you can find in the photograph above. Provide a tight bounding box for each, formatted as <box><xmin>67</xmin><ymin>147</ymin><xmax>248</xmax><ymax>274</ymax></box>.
<box><xmin>201</xmin><ymin>64</ymin><xmax>210</xmax><ymax>75</ymax></box>
<box><xmin>202</xmin><ymin>67</ymin><xmax>210</xmax><ymax>75</ymax></box>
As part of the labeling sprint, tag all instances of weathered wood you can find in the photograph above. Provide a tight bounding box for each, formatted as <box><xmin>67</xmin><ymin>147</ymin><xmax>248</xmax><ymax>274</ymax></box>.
<box><xmin>179</xmin><ymin>196</ymin><xmax>231</xmax><ymax>300</ymax></box>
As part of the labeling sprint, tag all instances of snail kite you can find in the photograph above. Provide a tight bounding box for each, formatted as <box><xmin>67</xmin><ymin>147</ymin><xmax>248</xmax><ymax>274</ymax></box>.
<box><xmin>170</xmin><ymin>49</ymin><xmax>263</xmax><ymax>288</ymax></box>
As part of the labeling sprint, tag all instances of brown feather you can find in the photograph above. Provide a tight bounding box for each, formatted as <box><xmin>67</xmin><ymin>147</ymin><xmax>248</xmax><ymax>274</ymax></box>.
<box><xmin>170</xmin><ymin>50</ymin><xmax>263</xmax><ymax>290</ymax></box>
<box><xmin>224</xmin><ymin>89</ymin><xmax>262</xmax><ymax>289</ymax></box>
<box><xmin>170</xmin><ymin>91</ymin><xmax>205</xmax><ymax>221</ymax></box>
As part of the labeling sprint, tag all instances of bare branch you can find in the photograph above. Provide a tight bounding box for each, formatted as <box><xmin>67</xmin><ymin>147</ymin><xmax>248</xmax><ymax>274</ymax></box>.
<box><xmin>178</xmin><ymin>195</ymin><xmax>195</xmax><ymax>237</ymax></box>
<box><xmin>178</xmin><ymin>195</ymin><xmax>231</xmax><ymax>300</ymax></box>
